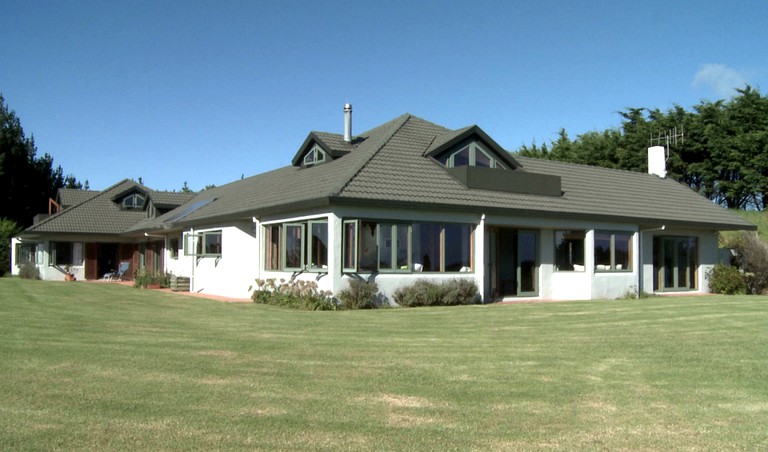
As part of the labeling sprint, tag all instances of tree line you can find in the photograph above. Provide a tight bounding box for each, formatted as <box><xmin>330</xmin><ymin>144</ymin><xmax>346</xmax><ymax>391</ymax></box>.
<box><xmin>517</xmin><ymin>86</ymin><xmax>768</xmax><ymax>210</ymax></box>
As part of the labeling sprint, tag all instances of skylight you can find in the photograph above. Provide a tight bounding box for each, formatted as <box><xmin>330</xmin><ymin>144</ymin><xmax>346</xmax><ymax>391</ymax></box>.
<box><xmin>166</xmin><ymin>198</ymin><xmax>215</xmax><ymax>223</ymax></box>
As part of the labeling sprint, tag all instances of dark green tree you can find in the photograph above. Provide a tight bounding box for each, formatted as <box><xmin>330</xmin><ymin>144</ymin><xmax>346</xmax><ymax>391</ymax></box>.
<box><xmin>0</xmin><ymin>94</ymin><xmax>81</xmax><ymax>226</ymax></box>
<box><xmin>517</xmin><ymin>85</ymin><xmax>768</xmax><ymax>210</ymax></box>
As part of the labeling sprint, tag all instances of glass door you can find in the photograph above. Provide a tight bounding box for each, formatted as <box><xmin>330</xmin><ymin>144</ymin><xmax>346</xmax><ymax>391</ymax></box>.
<box><xmin>490</xmin><ymin>228</ymin><xmax>538</xmax><ymax>299</ymax></box>
<box><xmin>654</xmin><ymin>237</ymin><xmax>697</xmax><ymax>291</ymax></box>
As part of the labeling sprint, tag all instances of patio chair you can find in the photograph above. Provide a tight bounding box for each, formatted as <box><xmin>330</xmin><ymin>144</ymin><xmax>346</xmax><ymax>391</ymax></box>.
<box><xmin>104</xmin><ymin>261</ymin><xmax>130</xmax><ymax>281</ymax></box>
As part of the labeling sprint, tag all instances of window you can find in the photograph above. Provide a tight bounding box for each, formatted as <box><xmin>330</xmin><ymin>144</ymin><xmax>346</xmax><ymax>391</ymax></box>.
<box><xmin>263</xmin><ymin>219</ymin><xmax>328</xmax><ymax>272</ymax></box>
<box><xmin>49</xmin><ymin>242</ymin><xmax>83</xmax><ymax>267</ymax></box>
<box><xmin>443</xmin><ymin>224</ymin><xmax>472</xmax><ymax>271</ymax></box>
<box><xmin>265</xmin><ymin>224</ymin><xmax>281</xmax><ymax>270</ymax></box>
<box><xmin>309</xmin><ymin>221</ymin><xmax>328</xmax><ymax>270</ymax></box>
<box><xmin>15</xmin><ymin>243</ymin><xmax>36</xmax><ymax>265</ymax></box>
<box><xmin>344</xmin><ymin>220</ymin><xmax>473</xmax><ymax>273</ymax></box>
<box><xmin>555</xmin><ymin>230</ymin><xmax>585</xmax><ymax>271</ymax></box>
<box><xmin>594</xmin><ymin>231</ymin><xmax>633</xmax><ymax>271</ymax></box>
<box><xmin>121</xmin><ymin>193</ymin><xmax>146</xmax><ymax>209</ymax></box>
<box><xmin>283</xmin><ymin>224</ymin><xmax>305</xmax><ymax>270</ymax></box>
<box><xmin>184</xmin><ymin>230</ymin><xmax>222</xmax><ymax>257</ymax></box>
<box><xmin>437</xmin><ymin>141</ymin><xmax>505</xmax><ymax>169</ymax></box>
<box><xmin>379</xmin><ymin>223</ymin><xmax>410</xmax><ymax>271</ymax></box>
<box><xmin>303</xmin><ymin>144</ymin><xmax>327</xmax><ymax>166</ymax></box>
<box><xmin>343</xmin><ymin>220</ymin><xmax>357</xmax><ymax>272</ymax></box>
<box><xmin>169</xmin><ymin>237</ymin><xmax>180</xmax><ymax>259</ymax></box>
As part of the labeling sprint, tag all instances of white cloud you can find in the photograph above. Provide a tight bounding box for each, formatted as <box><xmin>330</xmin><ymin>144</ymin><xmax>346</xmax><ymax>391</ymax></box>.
<box><xmin>692</xmin><ymin>64</ymin><xmax>748</xmax><ymax>98</ymax></box>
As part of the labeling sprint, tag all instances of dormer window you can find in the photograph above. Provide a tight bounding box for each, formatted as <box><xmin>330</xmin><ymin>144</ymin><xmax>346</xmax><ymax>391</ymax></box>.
<box><xmin>437</xmin><ymin>141</ymin><xmax>505</xmax><ymax>169</ymax></box>
<box><xmin>121</xmin><ymin>193</ymin><xmax>146</xmax><ymax>210</ymax></box>
<box><xmin>303</xmin><ymin>144</ymin><xmax>327</xmax><ymax>166</ymax></box>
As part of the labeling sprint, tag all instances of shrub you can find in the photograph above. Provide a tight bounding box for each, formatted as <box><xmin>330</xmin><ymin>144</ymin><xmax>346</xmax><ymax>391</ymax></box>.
<box><xmin>708</xmin><ymin>264</ymin><xmax>747</xmax><ymax>295</ymax></box>
<box><xmin>393</xmin><ymin>279</ymin><xmax>478</xmax><ymax>307</ymax></box>
<box><xmin>730</xmin><ymin>232</ymin><xmax>768</xmax><ymax>294</ymax></box>
<box><xmin>249</xmin><ymin>278</ymin><xmax>337</xmax><ymax>311</ymax></box>
<box><xmin>133</xmin><ymin>270</ymin><xmax>168</xmax><ymax>288</ymax></box>
<box><xmin>336</xmin><ymin>279</ymin><xmax>380</xmax><ymax>309</ymax></box>
<box><xmin>18</xmin><ymin>263</ymin><xmax>40</xmax><ymax>280</ymax></box>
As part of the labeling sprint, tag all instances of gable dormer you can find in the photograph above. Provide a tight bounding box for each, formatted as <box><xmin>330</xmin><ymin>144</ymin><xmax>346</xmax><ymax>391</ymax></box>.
<box><xmin>111</xmin><ymin>185</ymin><xmax>151</xmax><ymax>212</ymax></box>
<box><xmin>291</xmin><ymin>131</ymin><xmax>358</xmax><ymax>168</ymax></box>
<box><xmin>428</xmin><ymin>126</ymin><xmax>562</xmax><ymax>197</ymax></box>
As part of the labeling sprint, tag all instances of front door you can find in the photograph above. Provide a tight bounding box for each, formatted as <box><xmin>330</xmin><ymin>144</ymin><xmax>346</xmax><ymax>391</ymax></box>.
<box><xmin>489</xmin><ymin>227</ymin><xmax>538</xmax><ymax>299</ymax></box>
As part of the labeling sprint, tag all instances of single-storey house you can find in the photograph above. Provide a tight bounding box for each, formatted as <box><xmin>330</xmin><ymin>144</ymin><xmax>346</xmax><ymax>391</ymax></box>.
<box><xmin>12</xmin><ymin>106</ymin><xmax>755</xmax><ymax>302</ymax></box>
<box><xmin>11</xmin><ymin>181</ymin><xmax>195</xmax><ymax>281</ymax></box>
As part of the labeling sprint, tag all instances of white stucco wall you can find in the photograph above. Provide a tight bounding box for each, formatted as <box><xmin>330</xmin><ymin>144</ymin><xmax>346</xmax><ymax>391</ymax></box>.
<box><xmin>185</xmin><ymin>221</ymin><xmax>259</xmax><ymax>299</ymax></box>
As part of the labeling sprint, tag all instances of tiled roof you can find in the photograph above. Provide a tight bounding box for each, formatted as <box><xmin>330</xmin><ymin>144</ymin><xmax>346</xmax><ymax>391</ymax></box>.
<box><xmin>24</xmin><ymin>179</ymin><xmax>195</xmax><ymax>235</ymax></box>
<box><xmin>57</xmin><ymin>188</ymin><xmax>99</xmax><ymax>208</ymax></box>
<box><xmin>134</xmin><ymin>114</ymin><xmax>752</xmax><ymax>232</ymax></box>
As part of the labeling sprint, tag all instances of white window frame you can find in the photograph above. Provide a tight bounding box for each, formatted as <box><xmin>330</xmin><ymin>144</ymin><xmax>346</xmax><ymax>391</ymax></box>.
<box><xmin>303</xmin><ymin>144</ymin><xmax>327</xmax><ymax>166</ymax></box>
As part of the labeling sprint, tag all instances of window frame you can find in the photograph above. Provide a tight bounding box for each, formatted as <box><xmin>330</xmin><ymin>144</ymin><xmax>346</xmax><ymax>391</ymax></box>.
<box><xmin>264</xmin><ymin>224</ymin><xmax>282</xmax><ymax>271</ymax></box>
<box><xmin>594</xmin><ymin>231</ymin><xmax>633</xmax><ymax>272</ymax></box>
<box><xmin>168</xmin><ymin>237</ymin><xmax>180</xmax><ymax>260</ymax></box>
<box><xmin>347</xmin><ymin>219</ymin><xmax>474</xmax><ymax>274</ymax></box>
<box><xmin>440</xmin><ymin>141</ymin><xmax>505</xmax><ymax>169</ymax></box>
<box><xmin>342</xmin><ymin>220</ymin><xmax>358</xmax><ymax>272</ymax></box>
<box><xmin>303</xmin><ymin>144</ymin><xmax>328</xmax><ymax>166</ymax></box>
<box><xmin>282</xmin><ymin>223</ymin><xmax>305</xmax><ymax>271</ymax></box>
<box><xmin>48</xmin><ymin>241</ymin><xmax>83</xmax><ymax>267</ymax></box>
<box><xmin>265</xmin><ymin>219</ymin><xmax>329</xmax><ymax>272</ymax></box>
<box><xmin>184</xmin><ymin>230</ymin><xmax>222</xmax><ymax>258</ymax></box>
<box><xmin>554</xmin><ymin>230</ymin><xmax>586</xmax><ymax>272</ymax></box>
<box><xmin>308</xmin><ymin>220</ymin><xmax>329</xmax><ymax>271</ymax></box>
<box><xmin>15</xmin><ymin>242</ymin><xmax>36</xmax><ymax>266</ymax></box>
<box><xmin>121</xmin><ymin>193</ymin><xmax>146</xmax><ymax>210</ymax></box>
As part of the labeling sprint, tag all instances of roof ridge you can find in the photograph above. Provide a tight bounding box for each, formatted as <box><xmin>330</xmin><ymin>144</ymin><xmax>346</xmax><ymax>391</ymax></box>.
<box><xmin>332</xmin><ymin>114</ymin><xmax>413</xmax><ymax>196</ymax></box>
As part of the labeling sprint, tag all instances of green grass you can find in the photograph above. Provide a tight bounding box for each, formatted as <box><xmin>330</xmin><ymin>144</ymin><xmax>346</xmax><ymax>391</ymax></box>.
<box><xmin>2</xmin><ymin>278</ymin><xmax>768</xmax><ymax>450</ymax></box>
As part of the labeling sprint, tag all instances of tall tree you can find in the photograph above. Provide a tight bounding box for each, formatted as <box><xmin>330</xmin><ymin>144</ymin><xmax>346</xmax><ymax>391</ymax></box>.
<box><xmin>0</xmin><ymin>94</ymin><xmax>81</xmax><ymax>226</ymax></box>
<box><xmin>517</xmin><ymin>86</ymin><xmax>768</xmax><ymax>210</ymax></box>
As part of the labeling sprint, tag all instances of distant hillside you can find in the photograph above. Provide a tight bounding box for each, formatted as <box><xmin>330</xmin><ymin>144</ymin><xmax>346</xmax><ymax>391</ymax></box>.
<box><xmin>721</xmin><ymin>210</ymin><xmax>768</xmax><ymax>247</ymax></box>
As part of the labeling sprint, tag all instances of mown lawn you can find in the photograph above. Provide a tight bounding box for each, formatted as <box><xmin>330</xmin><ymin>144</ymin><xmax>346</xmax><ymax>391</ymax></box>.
<box><xmin>1</xmin><ymin>278</ymin><xmax>767</xmax><ymax>450</ymax></box>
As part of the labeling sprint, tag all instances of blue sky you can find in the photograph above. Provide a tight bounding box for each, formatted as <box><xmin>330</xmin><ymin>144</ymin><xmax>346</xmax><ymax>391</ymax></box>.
<box><xmin>2</xmin><ymin>0</ymin><xmax>766</xmax><ymax>191</ymax></box>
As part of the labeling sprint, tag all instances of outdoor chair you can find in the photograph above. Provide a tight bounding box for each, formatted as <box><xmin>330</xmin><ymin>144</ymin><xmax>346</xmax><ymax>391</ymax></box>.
<box><xmin>104</xmin><ymin>261</ymin><xmax>130</xmax><ymax>281</ymax></box>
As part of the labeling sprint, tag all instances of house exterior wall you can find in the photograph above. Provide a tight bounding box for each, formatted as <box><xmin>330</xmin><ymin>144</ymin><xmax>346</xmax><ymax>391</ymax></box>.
<box><xmin>10</xmin><ymin>238</ymin><xmax>86</xmax><ymax>281</ymax></box>
<box><xmin>173</xmin><ymin>221</ymin><xmax>259</xmax><ymax>299</ymax></box>
<box><xmin>165</xmin><ymin>207</ymin><xmax>727</xmax><ymax>303</ymax></box>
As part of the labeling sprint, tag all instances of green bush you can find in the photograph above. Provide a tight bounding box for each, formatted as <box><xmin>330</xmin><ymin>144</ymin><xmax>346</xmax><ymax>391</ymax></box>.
<box><xmin>249</xmin><ymin>278</ymin><xmax>337</xmax><ymax>311</ymax></box>
<box><xmin>393</xmin><ymin>279</ymin><xmax>478</xmax><ymax>307</ymax></box>
<box><xmin>708</xmin><ymin>264</ymin><xmax>747</xmax><ymax>295</ymax></box>
<box><xmin>18</xmin><ymin>263</ymin><xmax>40</xmax><ymax>280</ymax></box>
<box><xmin>337</xmin><ymin>279</ymin><xmax>380</xmax><ymax>309</ymax></box>
<box><xmin>730</xmin><ymin>232</ymin><xmax>768</xmax><ymax>294</ymax></box>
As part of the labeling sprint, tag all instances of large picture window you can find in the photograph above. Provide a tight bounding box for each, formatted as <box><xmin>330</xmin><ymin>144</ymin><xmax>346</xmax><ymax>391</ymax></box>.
<box><xmin>15</xmin><ymin>242</ymin><xmax>36</xmax><ymax>265</ymax></box>
<box><xmin>594</xmin><ymin>231</ymin><xmax>633</xmax><ymax>271</ymax></box>
<box><xmin>49</xmin><ymin>241</ymin><xmax>83</xmax><ymax>267</ymax></box>
<box><xmin>344</xmin><ymin>220</ymin><xmax>473</xmax><ymax>273</ymax></box>
<box><xmin>264</xmin><ymin>219</ymin><xmax>328</xmax><ymax>272</ymax></box>
<box><xmin>555</xmin><ymin>230</ymin><xmax>585</xmax><ymax>271</ymax></box>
